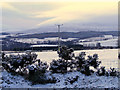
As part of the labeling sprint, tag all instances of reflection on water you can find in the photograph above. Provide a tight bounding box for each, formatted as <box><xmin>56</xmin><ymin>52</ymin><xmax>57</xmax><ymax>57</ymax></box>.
<box><xmin>36</xmin><ymin>49</ymin><xmax>119</xmax><ymax>70</ymax></box>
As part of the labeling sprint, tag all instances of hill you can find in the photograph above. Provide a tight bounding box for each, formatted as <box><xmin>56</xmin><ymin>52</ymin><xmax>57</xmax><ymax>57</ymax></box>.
<box><xmin>10</xmin><ymin>31</ymin><xmax>118</xmax><ymax>39</ymax></box>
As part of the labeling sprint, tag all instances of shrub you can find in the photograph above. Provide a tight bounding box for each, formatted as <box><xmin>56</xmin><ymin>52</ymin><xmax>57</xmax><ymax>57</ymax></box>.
<box><xmin>75</xmin><ymin>52</ymin><xmax>101</xmax><ymax>75</ymax></box>
<box><xmin>57</xmin><ymin>46</ymin><xmax>74</xmax><ymax>60</ymax></box>
<box><xmin>96</xmin><ymin>66</ymin><xmax>106</xmax><ymax>76</ymax></box>
<box><xmin>96</xmin><ymin>67</ymin><xmax>118</xmax><ymax>76</ymax></box>
<box><xmin>109</xmin><ymin>68</ymin><xmax>118</xmax><ymax>76</ymax></box>
<box><xmin>87</xmin><ymin>54</ymin><xmax>101</xmax><ymax>69</ymax></box>
<box><xmin>50</xmin><ymin>46</ymin><xmax>75</xmax><ymax>73</ymax></box>
<box><xmin>75</xmin><ymin>52</ymin><xmax>86</xmax><ymax>71</ymax></box>
<box><xmin>2</xmin><ymin>51</ymin><xmax>56</xmax><ymax>84</ymax></box>
<box><xmin>49</xmin><ymin>59</ymin><xmax>67</xmax><ymax>73</ymax></box>
<box><xmin>50</xmin><ymin>46</ymin><xmax>101</xmax><ymax>75</ymax></box>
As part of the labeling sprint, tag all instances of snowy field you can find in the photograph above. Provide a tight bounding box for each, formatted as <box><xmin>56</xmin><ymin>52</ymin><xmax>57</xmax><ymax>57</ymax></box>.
<box><xmin>11</xmin><ymin>37</ymin><xmax>77</xmax><ymax>44</ymax></box>
<box><xmin>10</xmin><ymin>35</ymin><xmax>118</xmax><ymax>47</ymax></box>
<box><xmin>36</xmin><ymin>49</ymin><xmax>118</xmax><ymax>70</ymax></box>
<box><xmin>78</xmin><ymin>38</ymin><xmax>118</xmax><ymax>47</ymax></box>
<box><xmin>1</xmin><ymin>49</ymin><xmax>119</xmax><ymax>88</ymax></box>
<box><xmin>7</xmin><ymin>49</ymin><xmax>118</xmax><ymax>70</ymax></box>
<box><xmin>78</xmin><ymin>36</ymin><xmax>118</xmax><ymax>47</ymax></box>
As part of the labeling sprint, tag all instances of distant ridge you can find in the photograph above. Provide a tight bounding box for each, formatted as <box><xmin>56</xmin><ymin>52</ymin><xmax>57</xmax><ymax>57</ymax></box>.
<box><xmin>0</xmin><ymin>32</ymin><xmax>10</xmax><ymax>35</ymax></box>
<box><xmin>10</xmin><ymin>31</ymin><xmax>118</xmax><ymax>39</ymax></box>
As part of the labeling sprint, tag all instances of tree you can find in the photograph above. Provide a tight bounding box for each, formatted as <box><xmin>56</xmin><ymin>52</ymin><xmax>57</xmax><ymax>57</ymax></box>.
<box><xmin>50</xmin><ymin>46</ymin><xmax>75</xmax><ymax>73</ymax></box>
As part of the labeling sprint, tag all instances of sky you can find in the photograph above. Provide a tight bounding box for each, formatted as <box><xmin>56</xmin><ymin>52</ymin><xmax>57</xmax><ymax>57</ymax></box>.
<box><xmin>0</xmin><ymin>0</ymin><xmax>118</xmax><ymax>33</ymax></box>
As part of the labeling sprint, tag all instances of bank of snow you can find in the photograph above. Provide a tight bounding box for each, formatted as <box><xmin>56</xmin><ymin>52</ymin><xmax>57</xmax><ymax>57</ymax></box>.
<box><xmin>1</xmin><ymin>71</ymin><xmax>118</xmax><ymax>88</ymax></box>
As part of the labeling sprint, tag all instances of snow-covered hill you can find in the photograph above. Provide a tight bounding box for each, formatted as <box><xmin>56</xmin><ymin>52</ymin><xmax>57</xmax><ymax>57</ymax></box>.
<box><xmin>77</xmin><ymin>35</ymin><xmax>118</xmax><ymax>47</ymax></box>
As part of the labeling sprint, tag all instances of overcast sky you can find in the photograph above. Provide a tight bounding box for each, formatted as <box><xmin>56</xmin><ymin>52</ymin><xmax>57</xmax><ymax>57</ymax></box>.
<box><xmin>0</xmin><ymin>0</ymin><xmax>118</xmax><ymax>33</ymax></box>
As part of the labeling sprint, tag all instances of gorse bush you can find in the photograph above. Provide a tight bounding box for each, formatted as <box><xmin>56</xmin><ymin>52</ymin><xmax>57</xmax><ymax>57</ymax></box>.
<box><xmin>75</xmin><ymin>53</ymin><xmax>101</xmax><ymax>75</ymax></box>
<box><xmin>49</xmin><ymin>59</ymin><xmax>67</xmax><ymax>73</ymax></box>
<box><xmin>50</xmin><ymin>46</ymin><xmax>75</xmax><ymax>73</ymax></box>
<box><xmin>96</xmin><ymin>67</ymin><xmax>118</xmax><ymax>76</ymax></box>
<box><xmin>2</xmin><ymin>51</ymin><xmax>56</xmax><ymax>84</ymax></box>
<box><xmin>57</xmin><ymin>46</ymin><xmax>74</xmax><ymax>60</ymax></box>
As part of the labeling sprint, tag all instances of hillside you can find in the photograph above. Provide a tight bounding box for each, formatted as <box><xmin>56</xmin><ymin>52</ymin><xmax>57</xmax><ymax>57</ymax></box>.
<box><xmin>9</xmin><ymin>31</ymin><xmax>118</xmax><ymax>39</ymax></box>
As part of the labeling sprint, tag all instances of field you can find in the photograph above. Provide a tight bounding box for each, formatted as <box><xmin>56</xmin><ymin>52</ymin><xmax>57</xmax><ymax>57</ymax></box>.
<box><xmin>35</xmin><ymin>49</ymin><xmax>118</xmax><ymax>70</ymax></box>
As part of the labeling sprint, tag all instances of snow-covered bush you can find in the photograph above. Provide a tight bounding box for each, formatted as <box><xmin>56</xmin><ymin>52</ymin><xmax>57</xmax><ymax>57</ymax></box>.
<box><xmin>27</xmin><ymin>63</ymin><xmax>56</xmax><ymax>84</ymax></box>
<box><xmin>75</xmin><ymin>52</ymin><xmax>86</xmax><ymax>71</ymax></box>
<box><xmin>51</xmin><ymin>46</ymin><xmax>119</xmax><ymax>76</ymax></box>
<box><xmin>109</xmin><ymin>68</ymin><xmax>118</xmax><ymax>76</ymax></box>
<box><xmin>96</xmin><ymin>66</ymin><xmax>106</xmax><ymax>76</ymax></box>
<box><xmin>50</xmin><ymin>46</ymin><xmax>75</xmax><ymax>73</ymax></box>
<box><xmin>49</xmin><ymin>59</ymin><xmax>67</xmax><ymax>73</ymax></box>
<box><xmin>57</xmin><ymin>46</ymin><xmax>74</xmax><ymax>60</ymax></box>
<box><xmin>96</xmin><ymin>67</ymin><xmax>118</xmax><ymax>76</ymax></box>
<box><xmin>65</xmin><ymin>75</ymin><xmax>79</xmax><ymax>84</ymax></box>
<box><xmin>51</xmin><ymin>46</ymin><xmax>101</xmax><ymax>75</ymax></box>
<box><xmin>87</xmin><ymin>54</ymin><xmax>101</xmax><ymax>69</ymax></box>
<box><xmin>2</xmin><ymin>51</ymin><xmax>38</xmax><ymax>73</ymax></box>
<box><xmin>2</xmin><ymin>51</ymin><xmax>56</xmax><ymax>84</ymax></box>
<box><xmin>75</xmin><ymin>52</ymin><xmax>101</xmax><ymax>75</ymax></box>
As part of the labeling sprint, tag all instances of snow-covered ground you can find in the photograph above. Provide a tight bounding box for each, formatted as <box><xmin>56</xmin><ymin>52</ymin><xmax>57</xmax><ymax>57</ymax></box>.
<box><xmin>78</xmin><ymin>38</ymin><xmax>118</xmax><ymax>47</ymax></box>
<box><xmin>1</xmin><ymin>71</ymin><xmax>119</xmax><ymax>88</ymax></box>
<box><xmin>10</xmin><ymin>35</ymin><xmax>118</xmax><ymax>47</ymax></box>
<box><xmin>31</xmin><ymin>44</ymin><xmax>58</xmax><ymax>47</ymax></box>
<box><xmin>78</xmin><ymin>35</ymin><xmax>118</xmax><ymax>47</ymax></box>
<box><xmin>0</xmin><ymin>35</ymin><xmax>9</xmax><ymax>38</ymax></box>
<box><xmin>11</xmin><ymin>37</ymin><xmax>77</xmax><ymax>44</ymax></box>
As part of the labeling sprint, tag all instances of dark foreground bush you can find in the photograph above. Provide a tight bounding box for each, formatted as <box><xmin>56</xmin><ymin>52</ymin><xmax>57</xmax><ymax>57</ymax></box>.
<box><xmin>75</xmin><ymin>52</ymin><xmax>101</xmax><ymax>75</ymax></box>
<box><xmin>50</xmin><ymin>46</ymin><xmax>75</xmax><ymax>73</ymax></box>
<box><xmin>49</xmin><ymin>59</ymin><xmax>67</xmax><ymax>73</ymax></box>
<box><xmin>2</xmin><ymin>51</ymin><xmax>56</xmax><ymax>84</ymax></box>
<box><xmin>96</xmin><ymin>67</ymin><xmax>119</xmax><ymax>76</ymax></box>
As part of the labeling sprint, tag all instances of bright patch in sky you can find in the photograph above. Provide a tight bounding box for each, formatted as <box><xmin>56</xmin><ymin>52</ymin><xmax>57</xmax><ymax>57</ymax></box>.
<box><xmin>0</xmin><ymin>1</ymin><xmax>118</xmax><ymax>33</ymax></box>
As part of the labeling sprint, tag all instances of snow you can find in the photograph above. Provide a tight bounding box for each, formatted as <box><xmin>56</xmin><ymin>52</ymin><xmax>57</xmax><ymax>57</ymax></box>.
<box><xmin>103</xmin><ymin>35</ymin><xmax>113</xmax><ymax>39</ymax></box>
<box><xmin>10</xmin><ymin>35</ymin><xmax>118</xmax><ymax>47</ymax></box>
<box><xmin>6</xmin><ymin>49</ymin><xmax>118</xmax><ymax>70</ymax></box>
<box><xmin>0</xmin><ymin>34</ymin><xmax>17</xmax><ymax>39</ymax></box>
<box><xmin>36</xmin><ymin>49</ymin><xmax>118</xmax><ymax>70</ymax></box>
<box><xmin>10</xmin><ymin>37</ymin><xmax>77</xmax><ymax>44</ymax></box>
<box><xmin>1</xmin><ymin>71</ymin><xmax>31</xmax><ymax>88</ymax></box>
<box><xmin>0</xmin><ymin>35</ymin><xmax>9</xmax><ymax>38</ymax></box>
<box><xmin>79</xmin><ymin>38</ymin><xmax>118</xmax><ymax>47</ymax></box>
<box><xmin>78</xmin><ymin>36</ymin><xmax>118</xmax><ymax>47</ymax></box>
<box><xmin>99</xmin><ymin>38</ymin><xmax>118</xmax><ymax>47</ymax></box>
<box><xmin>31</xmin><ymin>44</ymin><xmax>58</xmax><ymax>47</ymax></box>
<box><xmin>1</xmin><ymin>71</ymin><xmax>118</xmax><ymax>88</ymax></box>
